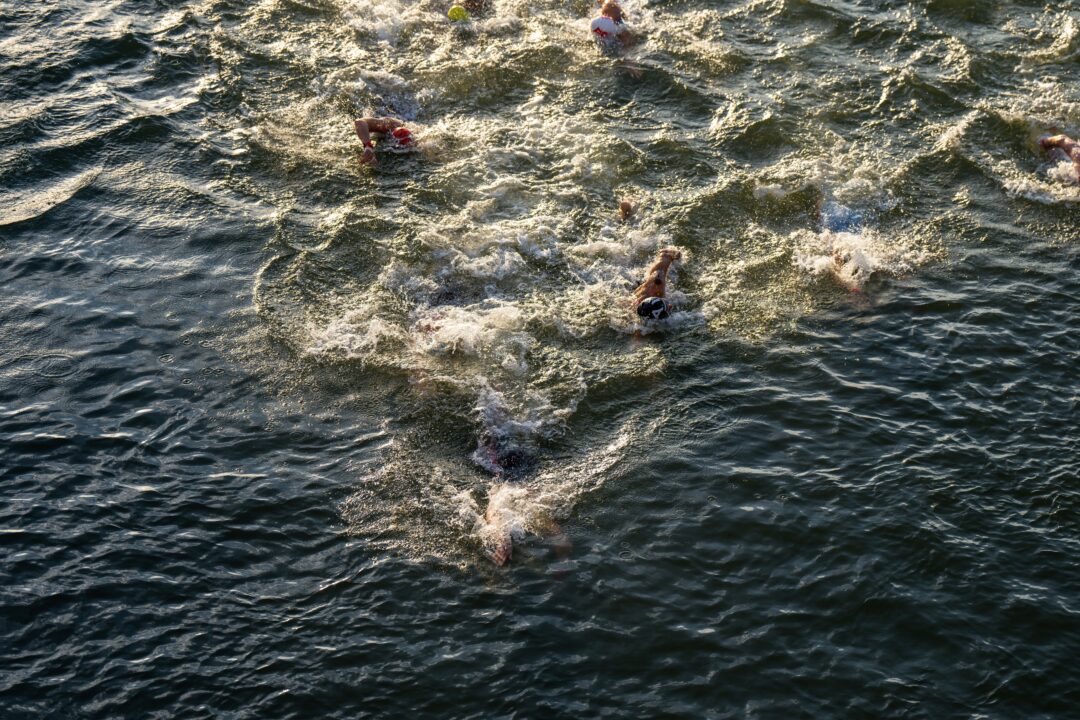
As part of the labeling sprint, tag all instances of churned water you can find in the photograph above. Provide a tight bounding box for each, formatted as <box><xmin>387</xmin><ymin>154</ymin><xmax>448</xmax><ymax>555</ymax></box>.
<box><xmin>2</xmin><ymin>0</ymin><xmax>1078</xmax><ymax>717</ymax></box>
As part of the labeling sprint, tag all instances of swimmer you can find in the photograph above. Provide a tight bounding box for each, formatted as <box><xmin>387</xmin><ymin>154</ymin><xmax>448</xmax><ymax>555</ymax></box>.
<box><xmin>590</xmin><ymin>0</ymin><xmax>634</xmax><ymax>48</ymax></box>
<box><xmin>632</xmin><ymin>247</ymin><xmax>682</xmax><ymax>320</ymax></box>
<box><xmin>352</xmin><ymin>116</ymin><xmax>415</xmax><ymax>166</ymax></box>
<box><xmin>1038</xmin><ymin>133</ymin><xmax>1080</xmax><ymax>182</ymax></box>
<box><xmin>472</xmin><ymin>390</ymin><xmax>532</xmax><ymax>565</ymax></box>
<box><xmin>817</xmin><ymin>199</ymin><xmax>872</xmax><ymax>292</ymax></box>
<box><xmin>619</xmin><ymin>198</ymin><xmax>635</xmax><ymax>222</ymax></box>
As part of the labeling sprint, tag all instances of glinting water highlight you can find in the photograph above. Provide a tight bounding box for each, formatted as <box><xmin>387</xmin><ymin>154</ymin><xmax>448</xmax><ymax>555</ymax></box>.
<box><xmin>1</xmin><ymin>0</ymin><xmax>1078</xmax><ymax>717</ymax></box>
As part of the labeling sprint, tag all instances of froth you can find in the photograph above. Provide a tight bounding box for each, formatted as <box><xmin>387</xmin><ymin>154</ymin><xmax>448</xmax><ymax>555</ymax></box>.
<box><xmin>793</xmin><ymin>226</ymin><xmax>920</xmax><ymax>292</ymax></box>
<box><xmin>343</xmin><ymin>0</ymin><xmax>432</xmax><ymax>46</ymax></box>
<box><xmin>307</xmin><ymin>312</ymin><xmax>407</xmax><ymax>360</ymax></box>
<box><xmin>413</xmin><ymin>302</ymin><xmax>531</xmax><ymax>363</ymax></box>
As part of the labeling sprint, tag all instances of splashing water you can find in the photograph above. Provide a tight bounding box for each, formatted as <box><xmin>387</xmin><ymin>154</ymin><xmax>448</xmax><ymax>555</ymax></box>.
<box><xmin>223</xmin><ymin>0</ymin><xmax>1073</xmax><ymax>561</ymax></box>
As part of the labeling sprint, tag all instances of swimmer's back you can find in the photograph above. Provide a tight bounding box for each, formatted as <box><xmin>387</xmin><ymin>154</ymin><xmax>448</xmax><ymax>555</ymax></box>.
<box><xmin>590</xmin><ymin>16</ymin><xmax>624</xmax><ymax>44</ymax></box>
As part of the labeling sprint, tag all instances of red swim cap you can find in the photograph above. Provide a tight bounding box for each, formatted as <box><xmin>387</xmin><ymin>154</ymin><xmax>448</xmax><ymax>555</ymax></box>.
<box><xmin>391</xmin><ymin>127</ymin><xmax>412</xmax><ymax>146</ymax></box>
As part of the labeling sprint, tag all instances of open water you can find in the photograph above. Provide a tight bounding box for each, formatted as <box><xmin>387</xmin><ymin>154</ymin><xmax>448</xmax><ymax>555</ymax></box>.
<box><xmin>2</xmin><ymin>0</ymin><xmax>1079</xmax><ymax>717</ymax></box>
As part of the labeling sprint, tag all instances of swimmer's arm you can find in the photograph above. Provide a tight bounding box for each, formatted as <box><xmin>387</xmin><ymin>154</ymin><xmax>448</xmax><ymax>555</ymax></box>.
<box><xmin>1040</xmin><ymin>134</ymin><xmax>1079</xmax><ymax>154</ymax></box>
<box><xmin>366</xmin><ymin>117</ymin><xmax>403</xmax><ymax>134</ymax></box>
<box><xmin>354</xmin><ymin>117</ymin><xmax>403</xmax><ymax>143</ymax></box>
<box><xmin>353</xmin><ymin>119</ymin><xmax>375</xmax><ymax>146</ymax></box>
<box><xmin>353</xmin><ymin>120</ymin><xmax>376</xmax><ymax>164</ymax></box>
<box><xmin>643</xmin><ymin>254</ymin><xmax>676</xmax><ymax>278</ymax></box>
<box><xmin>632</xmin><ymin>271</ymin><xmax>664</xmax><ymax>301</ymax></box>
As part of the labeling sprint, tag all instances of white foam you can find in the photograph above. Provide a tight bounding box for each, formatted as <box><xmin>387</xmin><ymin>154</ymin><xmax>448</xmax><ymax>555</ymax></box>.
<box><xmin>933</xmin><ymin>110</ymin><xmax>978</xmax><ymax>153</ymax></box>
<box><xmin>793</xmin><ymin>225</ymin><xmax>920</xmax><ymax>291</ymax></box>
<box><xmin>452</xmin><ymin>245</ymin><xmax>527</xmax><ymax>280</ymax></box>
<box><xmin>753</xmin><ymin>183</ymin><xmax>790</xmax><ymax>201</ymax></box>
<box><xmin>343</xmin><ymin>0</ymin><xmax>431</xmax><ymax>46</ymax></box>
<box><xmin>1047</xmin><ymin>159</ymin><xmax>1080</xmax><ymax>185</ymax></box>
<box><xmin>307</xmin><ymin>312</ymin><xmax>408</xmax><ymax>360</ymax></box>
<box><xmin>474</xmin><ymin>482</ymin><xmax>531</xmax><ymax>555</ymax></box>
<box><xmin>378</xmin><ymin>261</ymin><xmax>442</xmax><ymax>303</ymax></box>
<box><xmin>748</xmin><ymin>148</ymin><xmax>893</xmax><ymax>210</ymax></box>
<box><xmin>1001</xmin><ymin>168</ymin><xmax>1080</xmax><ymax>204</ymax></box>
<box><xmin>567</xmin><ymin>240</ymin><xmax>632</xmax><ymax>262</ymax></box>
<box><xmin>413</xmin><ymin>302</ymin><xmax>531</xmax><ymax>359</ymax></box>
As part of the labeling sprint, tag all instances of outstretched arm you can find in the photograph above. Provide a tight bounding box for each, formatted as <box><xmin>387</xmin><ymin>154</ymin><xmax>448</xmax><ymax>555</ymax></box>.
<box><xmin>1040</xmin><ymin>134</ymin><xmax>1080</xmax><ymax>156</ymax></box>
<box><xmin>632</xmin><ymin>248</ymin><xmax>681</xmax><ymax>301</ymax></box>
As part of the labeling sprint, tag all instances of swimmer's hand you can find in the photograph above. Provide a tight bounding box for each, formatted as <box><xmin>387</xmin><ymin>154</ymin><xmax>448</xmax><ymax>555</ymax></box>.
<box><xmin>359</xmin><ymin>146</ymin><xmax>376</xmax><ymax>166</ymax></box>
<box><xmin>659</xmin><ymin>247</ymin><xmax>682</xmax><ymax>263</ymax></box>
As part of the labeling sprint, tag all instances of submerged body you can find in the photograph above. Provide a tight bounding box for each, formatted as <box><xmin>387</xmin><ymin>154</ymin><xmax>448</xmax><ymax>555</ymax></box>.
<box><xmin>478</xmin><ymin>428</ymin><xmax>534</xmax><ymax>565</ymax></box>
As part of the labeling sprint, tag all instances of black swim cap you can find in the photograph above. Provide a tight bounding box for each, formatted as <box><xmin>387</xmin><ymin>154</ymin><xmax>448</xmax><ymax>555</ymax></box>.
<box><xmin>636</xmin><ymin>296</ymin><xmax>669</xmax><ymax>320</ymax></box>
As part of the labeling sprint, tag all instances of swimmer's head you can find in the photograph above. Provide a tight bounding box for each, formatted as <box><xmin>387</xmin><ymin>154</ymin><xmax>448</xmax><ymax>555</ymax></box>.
<box><xmin>391</xmin><ymin>127</ymin><xmax>413</xmax><ymax>146</ymax></box>
<box><xmin>636</xmin><ymin>296</ymin><xmax>669</xmax><ymax>320</ymax></box>
<box><xmin>600</xmin><ymin>0</ymin><xmax>624</xmax><ymax>22</ymax></box>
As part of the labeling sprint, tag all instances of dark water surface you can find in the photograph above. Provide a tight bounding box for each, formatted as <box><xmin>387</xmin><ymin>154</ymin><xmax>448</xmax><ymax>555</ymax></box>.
<box><xmin>2</xmin><ymin>0</ymin><xmax>1079</xmax><ymax>717</ymax></box>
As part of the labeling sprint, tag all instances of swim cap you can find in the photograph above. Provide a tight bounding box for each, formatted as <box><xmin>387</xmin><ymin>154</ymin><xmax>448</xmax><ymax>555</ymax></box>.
<box><xmin>448</xmin><ymin>5</ymin><xmax>469</xmax><ymax>22</ymax></box>
<box><xmin>636</xmin><ymin>296</ymin><xmax>669</xmax><ymax>320</ymax></box>
<box><xmin>391</xmin><ymin>127</ymin><xmax>412</xmax><ymax>146</ymax></box>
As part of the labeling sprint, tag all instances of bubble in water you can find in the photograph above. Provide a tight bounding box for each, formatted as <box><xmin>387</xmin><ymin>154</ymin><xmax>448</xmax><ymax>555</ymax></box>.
<box><xmin>27</xmin><ymin>352</ymin><xmax>77</xmax><ymax>378</ymax></box>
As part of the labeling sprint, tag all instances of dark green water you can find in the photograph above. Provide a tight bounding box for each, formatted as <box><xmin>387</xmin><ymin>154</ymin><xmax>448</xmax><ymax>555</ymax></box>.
<box><xmin>2</xmin><ymin>0</ymin><xmax>1078</xmax><ymax>717</ymax></box>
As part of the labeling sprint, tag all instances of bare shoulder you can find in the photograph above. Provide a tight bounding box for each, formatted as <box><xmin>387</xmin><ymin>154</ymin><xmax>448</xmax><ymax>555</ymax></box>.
<box><xmin>364</xmin><ymin>117</ymin><xmax>403</xmax><ymax>133</ymax></box>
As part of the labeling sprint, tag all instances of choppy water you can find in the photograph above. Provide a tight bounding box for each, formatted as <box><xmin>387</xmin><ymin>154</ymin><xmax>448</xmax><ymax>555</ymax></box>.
<box><xmin>2</xmin><ymin>0</ymin><xmax>1079</xmax><ymax>716</ymax></box>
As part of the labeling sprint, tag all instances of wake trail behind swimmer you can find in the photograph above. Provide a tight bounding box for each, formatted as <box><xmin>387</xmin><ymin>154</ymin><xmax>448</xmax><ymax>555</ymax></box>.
<box><xmin>480</xmin><ymin>245</ymin><xmax>686</xmax><ymax>566</ymax></box>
